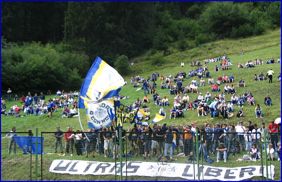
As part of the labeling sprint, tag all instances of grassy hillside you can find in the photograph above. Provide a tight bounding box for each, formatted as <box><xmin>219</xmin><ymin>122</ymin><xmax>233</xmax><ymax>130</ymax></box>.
<box><xmin>1</xmin><ymin>29</ymin><xmax>281</xmax><ymax>180</ymax></box>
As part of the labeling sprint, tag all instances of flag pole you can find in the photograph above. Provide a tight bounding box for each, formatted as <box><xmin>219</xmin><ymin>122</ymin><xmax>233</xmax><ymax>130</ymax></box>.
<box><xmin>78</xmin><ymin>97</ymin><xmax>90</xmax><ymax>142</ymax></box>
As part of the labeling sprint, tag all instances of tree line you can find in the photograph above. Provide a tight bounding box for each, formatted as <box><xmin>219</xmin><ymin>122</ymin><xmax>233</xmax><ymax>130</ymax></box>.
<box><xmin>2</xmin><ymin>2</ymin><xmax>280</xmax><ymax>93</ymax></box>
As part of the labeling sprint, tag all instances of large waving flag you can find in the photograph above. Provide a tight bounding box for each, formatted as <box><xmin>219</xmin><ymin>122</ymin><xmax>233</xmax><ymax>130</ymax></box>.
<box><xmin>79</xmin><ymin>57</ymin><xmax>125</xmax><ymax>108</ymax></box>
<box><xmin>78</xmin><ymin>56</ymin><xmax>125</xmax><ymax>129</ymax></box>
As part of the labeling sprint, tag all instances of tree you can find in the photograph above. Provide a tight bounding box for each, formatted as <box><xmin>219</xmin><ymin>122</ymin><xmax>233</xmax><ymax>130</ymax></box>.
<box><xmin>114</xmin><ymin>55</ymin><xmax>131</xmax><ymax>76</ymax></box>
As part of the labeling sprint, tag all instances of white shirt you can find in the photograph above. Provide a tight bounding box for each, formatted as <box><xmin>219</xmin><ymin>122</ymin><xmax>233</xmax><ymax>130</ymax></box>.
<box><xmin>267</xmin><ymin>148</ymin><xmax>275</xmax><ymax>155</ymax></box>
<box><xmin>75</xmin><ymin>133</ymin><xmax>83</xmax><ymax>141</ymax></box>
<box><xmin>235</xmin><ymin>125</ymin><xmax>245</xmax><ymax>135</ymax></box>
<box><xmin>267</xmin><ymin>70</ymin><xmax>274</xmax><ymax>76</ymax></box>
<box><xmin>182</xmin><ymin>95</ymin><xmax>189</xmax><ymax>102</ymax></box>
<box><xmin>197</xmin><ymin>95</ymin><xmax>204</xmax><ymax>100</ymax></box>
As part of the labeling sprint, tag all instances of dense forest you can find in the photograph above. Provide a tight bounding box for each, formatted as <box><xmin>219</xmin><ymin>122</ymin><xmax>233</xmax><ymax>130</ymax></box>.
<box><xmin>2</xmin><ymin>2</ymin><xmax>280</xmax><ymax>93</ymax></box>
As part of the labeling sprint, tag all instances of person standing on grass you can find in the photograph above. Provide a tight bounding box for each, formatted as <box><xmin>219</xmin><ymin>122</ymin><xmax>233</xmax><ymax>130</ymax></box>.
<box><xmin>64</xmin><ymin>127</ymin><xmax>74</xmax><ymax>156</ymax></box>
<box><xmin>268</xmin><ymin>120</ymin><xmax>279</xmax><ymax>150</ymax></box>
<box><xmin>74</xmin><ymin>130</ymin><xmax>83</xmax><ymax>156</ymax></box>
<box><xmin>47</xmin><ymin>99</ymin><xmax>55</xmax><ymax>118</ymax></box>
<box><xmin>267</xmin><ymin>69</ymin><xmax>274</xmax><ymax>83</ymax></box>
<box><xmin>6</xmin><ymin>126</ymin><xmax>17</xmax><ymax>154</ymax></box>
<box><xmin>164</xmin><ymin>127</ymin><xmax>174</xmax><ymax>160</ymax></box>
<box><xmin>54</xmin><ymin>127</ymin><xmax>64</xmax><ymax>154</ymax></box>
<box><xmin>85</xmin><ymin>128</ymin><xmax>97</xmax><ymax>158</ymax></box>
<box><xmin>39</xmin><ymin>92</ymin><xmax>45</xmax><ymax>106</ymax></box>
<box><xmin>7</xmin><ymin>88</ymin><xmax>12</xmax><ymax>101</ymax></box>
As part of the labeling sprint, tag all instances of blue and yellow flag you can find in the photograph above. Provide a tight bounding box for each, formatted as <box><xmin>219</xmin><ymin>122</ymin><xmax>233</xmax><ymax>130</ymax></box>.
<box><xmin>78</xmin><ymin>57</ymin><xmax>125</xmax><ymax>108</ymax></box>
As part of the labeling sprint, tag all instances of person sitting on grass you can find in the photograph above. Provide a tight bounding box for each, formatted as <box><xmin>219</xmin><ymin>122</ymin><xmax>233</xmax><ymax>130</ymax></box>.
<box><xmin>255</xmin><ymin>104</ymin><xmax>263</xmax><ymax>118</ymax></box>
<box><xmin>247</xmin><ymin>95</ymin><xmax>255</xmax><ymax>106</ymax></box>
<box><xmin>229</xmin><ymin>74</ymin><xmax>234</xmax><ymax>82</ymax></box>
<box><xmin>249</xmin><ymin>144</ymin><xmax>260</xmax><ymax>161</ymax></box>
<box><xmin>208</xmin><ymin>78</ymin><xmax>215</xmax><ymax>85</ymax></box>
<box><xmin>161</xmin><ymin>96</ymin><xmax>169</xmax><ymax>106</ymax></box>
<box><xmin>69</xmin><ymin>107</ymin><xmax>78</xmax><ymax>118</ymax></box>
<box><xmin>197</xmin><ymin>102</ymin><xmax>205</xmax><ymax>117</ymax></box>
<box><xmin>267</xmin><ymin>144</ymin><xmax>276</xmax><ymax>161</ymax></box>
<box><xmin>62</xmin><ymin>106</ymin><xmax>70</xmax><ymax>118</ymax></box>
<box><xmin>264</xmin><ymin>96</ymin><xmax>272</xmax><ymax>106</ymax></box>
<box><xmin>211</xmin><ymin>84</ymin><xmax>220</xmax><ymax>92</ymax></box>
<box><xmin>236</xmin><ymin>107</ymin><xmax>244</xmax><ymax>118</ymax></box>
<box><xmin>216</xmin><ymin>143</ymin><xmax>227</xmax><ymax>163</ymax></box>
<box><xmin>258</xmin><ymin>72</ymin><xmax>265</xmax><ymax>81</ymax></box>
<box><xmin>229</xmin><ymin>84</ymin><xmax>236</xmax><ymax>94</ymax></box>
<box><xmin>238</xmin><ymin>79</ymin><xmax>245</xmax><ymax>87</ymax></box>
<box><xmin>170</xmin><ymin>107</ymin><xmax>177</xmax><ymax>119</ymax></box>
<box><xmin>277</xmin><ymin>143</ymin><xmax>281</xmax><ymax>161</ymax></box>
<box><xmin>143</xmin><ymin>95</ymin><xmax>150</xmax><ymax>103</ymax></box>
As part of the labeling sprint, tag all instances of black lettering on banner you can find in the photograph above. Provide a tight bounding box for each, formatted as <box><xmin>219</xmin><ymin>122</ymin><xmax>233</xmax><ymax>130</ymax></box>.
<box><xmin>127</xmin><ymin>162</ymin><xmax>141</xmax><ymax>173</ymax></box>
<box><xmin>53</xmin><ymin>161</ymin><xmax>72</xmax><ymax>171</ymax></box>
<box><xmin>182</xmin><ymin>165</ymin><xmax>193</xmax><ymax>177</ymax></box>
<box><xmin>69</xmin><ymin>162</ymin><xmax>78</xmax><ymax>172</ymax></box>
<box><xmin>83</xmin><ymin>162</ymin><xmax>94</xmax><ymax>173</ymax></box>
<box><xmin>239</xmin><ymin>167</ymin><xmax>256</xmax><ymax>178</ymax></box>
<box><xmin>94</xmin><ymin>163</ymin><xmax>111</xmax><ymax>174</ymax></box>
<box><xmin>110</xmin><ymin>163</ymin><xmax>125</xmax><ymax>173</ymax></box>
<box><xmin>205</xmin><ymin>167</ymin><xmax>223</xmax><ymax>177</ymax></box>
<box><xmin>224</xmin><ymin>169</ymin><xmax>238</xmax><ymax>179</ymax></box>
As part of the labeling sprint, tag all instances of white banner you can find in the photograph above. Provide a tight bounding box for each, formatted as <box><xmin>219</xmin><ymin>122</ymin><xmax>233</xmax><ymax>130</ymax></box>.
<box><xmin>49</xmin><ymin>160</ymin><xmax>275</xmax><ymax>181</ymax></box>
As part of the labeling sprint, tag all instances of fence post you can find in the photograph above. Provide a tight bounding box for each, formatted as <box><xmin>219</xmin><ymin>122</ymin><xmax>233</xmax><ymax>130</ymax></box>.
<box><xmin>119</xmin><ymin>126</ymin><xmax>123</xmax><ymax>181</ymax></box>
<box><xmin>125</xmin><ymin>134</ymin><xmax>128</xmax><ymax>180</ymax></box>
<box><xmin>196</xmin><ymin>131</ymin><xmax>200</xmax><ymax>180</ymax></box>
<box><xmin>35</xmin><ymin>128</ymin><xmax>38</xmax><ymax>180</ymax></box>
<box><xmin>41</xmin><ymin>132</ymin><xmax>43</xmax><ymax>181</ymax></box>
<box><xmin>264</xmin><ymin>133</ymin><xmax>268</xmax><ymax>180</ymax></box>
<box><xmin>260</xmin><ymin>133</ymin><xmax>264</xmax><ymax>180</ymax></box>
<box><xmin>192</xmin><ymin>135</ymin><xmax>195</xmax><ymax>181</ymax></box>
<box><xmin>29</xmin><ymin>131</ymin><xmax>33</xmax><ymax>181</ymax></box>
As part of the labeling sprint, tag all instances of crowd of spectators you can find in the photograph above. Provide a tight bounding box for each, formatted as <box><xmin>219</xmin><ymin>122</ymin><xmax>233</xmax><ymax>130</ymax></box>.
<box><xmin>1</xmin><ymin>91</ymin><xmax>79</xmax><ymax>118</ymax></box>
<box><xmin>30</xmin><ymin>120</ymin><xmax>280</xmax><ymax>163</ymax></box>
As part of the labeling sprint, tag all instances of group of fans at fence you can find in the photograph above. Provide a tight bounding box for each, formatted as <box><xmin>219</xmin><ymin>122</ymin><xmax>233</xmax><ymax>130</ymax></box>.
<box><xmin>39</xmin><ymin>119</ymin><xmax>280</xmax><ymax>163</ymax></box>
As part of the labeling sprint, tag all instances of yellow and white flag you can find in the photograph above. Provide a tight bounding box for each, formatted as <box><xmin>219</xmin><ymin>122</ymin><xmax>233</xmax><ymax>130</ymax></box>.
<box><xmin>152</xmin><ymin>113</ymin><xmax>166</xmax><ymax>123</ymax></box>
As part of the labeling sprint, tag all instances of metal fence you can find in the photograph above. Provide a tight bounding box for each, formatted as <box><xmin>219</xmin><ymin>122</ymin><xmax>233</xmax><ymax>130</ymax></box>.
<box><xmin>39</xmin><ymin>130</ymin><xmax>279</xmax><ymax>181</ymax></box>
<box><xmin>1</xmin><ymin>129</ymin><xmax>279</xmax><ymax>180</ymax></box>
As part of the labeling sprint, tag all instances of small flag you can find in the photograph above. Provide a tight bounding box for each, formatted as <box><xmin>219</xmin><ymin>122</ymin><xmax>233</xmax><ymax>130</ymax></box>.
<box><xmin>152</xmin><ymin>113</ymin><xmax>166</xmax><ymax>123</ymax></box>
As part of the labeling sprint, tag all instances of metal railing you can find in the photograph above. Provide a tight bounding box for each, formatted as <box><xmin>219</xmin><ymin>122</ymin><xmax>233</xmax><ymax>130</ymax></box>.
<box><xmin>39</xmin><ymin>130</ymin><xmax>280</xmax><ymax>181</ymax></box>
<box><xmin>1</xmin><ymin>129</ymin><xmax>280</xmax><ymax>180</ymax></box>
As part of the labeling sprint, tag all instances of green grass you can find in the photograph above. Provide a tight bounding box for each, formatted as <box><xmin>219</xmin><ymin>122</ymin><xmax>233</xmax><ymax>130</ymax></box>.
<box><xmin>1</xmin><ymin>29</ymin><xmax>281</xmax><ymax>180</ymax></box>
